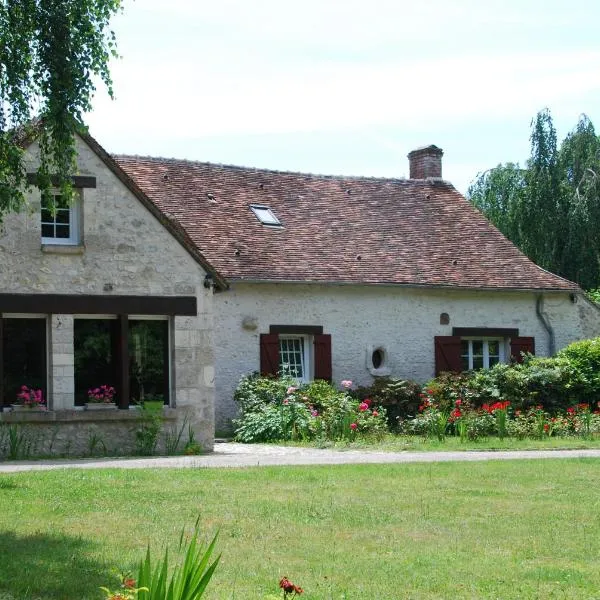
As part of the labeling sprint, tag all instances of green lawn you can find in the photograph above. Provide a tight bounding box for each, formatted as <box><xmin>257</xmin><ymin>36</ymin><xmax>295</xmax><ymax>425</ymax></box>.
<box><xmin>1</xmin><ymin>460</ymin><xmax>599</xmax><ymax>599</ymax></box>
<box><xmin>308</xmin><ymin>433</ymin><xmax>600</xmax><ymax>452</ymax></box>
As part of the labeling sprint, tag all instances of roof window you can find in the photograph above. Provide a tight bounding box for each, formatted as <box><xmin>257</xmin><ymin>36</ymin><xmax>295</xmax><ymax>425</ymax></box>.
<box><xmin>250</xmin><ymin>204</ymin><xmax>282</xmax><ymax>227</ymax></box>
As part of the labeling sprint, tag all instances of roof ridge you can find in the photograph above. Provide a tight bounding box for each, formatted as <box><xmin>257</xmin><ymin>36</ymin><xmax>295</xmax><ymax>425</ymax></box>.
<box><xmin>113</xmin><ymin>153</ymin><xmax>455</xmax><ymax>186</ymax></box>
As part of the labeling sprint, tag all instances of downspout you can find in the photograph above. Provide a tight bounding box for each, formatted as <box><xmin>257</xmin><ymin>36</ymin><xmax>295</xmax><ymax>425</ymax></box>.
<box><xmin>536</xmin><ymin>294</ymin><xmax>555</xmax><ymax>356</ymax></box>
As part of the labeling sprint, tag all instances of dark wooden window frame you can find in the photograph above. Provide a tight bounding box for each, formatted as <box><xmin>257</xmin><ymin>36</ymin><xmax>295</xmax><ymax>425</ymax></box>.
<box><xmin>452</xmin><ymin>327</ymin><xmax>519</xmax><ymax>338</ymax></box>
<box><xmin>0</xmin><ymin>295</ymin><xmax>193</xmax><ymax>410</ymax></box>
<box><xmin>0</xmin><ymin>315</ymin><xmax>48</xmax><ymax>411</ymax></box>
<box><xmin>0</xmin><ymin>294</ymin><xmax>196</xmax><ymax>316</ymax></box>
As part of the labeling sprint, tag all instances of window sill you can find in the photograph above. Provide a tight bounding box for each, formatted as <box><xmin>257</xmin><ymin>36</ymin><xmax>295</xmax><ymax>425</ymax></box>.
<box><xmin>0</xmin><ymin>407</ymin><xmax>177</xmax><ymax>423</ymax></box>
<box><xmin>41</xmin><ymin>243</ymin><xmax>85</xmax><ymax>255</ymax></box>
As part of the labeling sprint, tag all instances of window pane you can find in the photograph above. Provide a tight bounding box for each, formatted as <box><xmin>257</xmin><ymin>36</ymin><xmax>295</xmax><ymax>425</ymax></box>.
<box><xmin>472</xmin><ymin>340</ymin><xmax>483</xmax><ymax>356</ymax></box>
<box><xmin>41</xmin><ymin>224</ymin><xmax>55</xmax><ymax>238</ymax></box>
<box><xmin>41</xmin><ymin>208</ymin><xmax>53</xmax><ymax>223</ymax></box>
<box><xmin>55</xmin><ymin>209</ymin><xmax>70</xmax><ymax>225</ymax></box>
<box><xmin>460</xmin><ymin>356</ymin><xmax>470</xmax><ymax>371</ymax></box>
<box><xmin>74</xmin><ymin>319</ymin><xmax>116</xmax><ymax>406</ymax></box>
<box><xmin>487</xmin><ymin>340</ymin><xmax>499</xmax><ymax>357</ymax></box>
<box><xmin>460</xmin><ymin>340</ymin><xmax>469</xmax><ymax>355</ymax></box>
<box><xmin>129</xmin><ymin>320</ymin><xmax>169</xmax><ymax>404</ymax></box>
<box><xmin>279</xmin><ymin>337</ymin><xmax>304</xmax><ymax>378</ymax></box>
<box><xmin>472</xmin><ymin>356</ymin><xmax>484</xmax><ymax>370</ymax></box>
<box><xmin>55</xmin><ymin>225</ymin><xmax>71</xmax><ymax>238</ymax></box>
<box><xmin>488</xmin><ymin>356</ymin><xmax>500</xmax><ymax>368</ymax></box>
<box><xmin>3</xmin><ymin>318</ymin><xmax>47</xmax><ymax>404</ymax></box>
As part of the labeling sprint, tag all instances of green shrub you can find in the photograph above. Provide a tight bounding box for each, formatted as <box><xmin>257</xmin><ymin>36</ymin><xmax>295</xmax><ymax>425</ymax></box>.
<box><xmin>555</xmin><ymin>337</ymin><xmax>600</xmax><ymax>404</ymax></box>
<box><xmin>233</xmin><ymin>375</ymin><xmax>388</xmax><ymax>443</ymax></box>
<box><xmin>353</xmin><ymin>377</ymin><xmax>422</xmax><ymax>429</ymax></box>
<box><xmin>233</xmin><ymin>373</ymin><xmax>297</xmax><ymax>413</ymax></box>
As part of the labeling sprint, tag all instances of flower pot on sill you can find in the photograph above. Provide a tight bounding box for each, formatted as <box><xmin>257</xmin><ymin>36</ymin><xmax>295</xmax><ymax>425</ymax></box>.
<box><xmin>85</xmin><ymin>402</ymin><xmax>117</xmax><ymax>411</ymax></box>
<box><xmin>10</xmin><ymin>404</ymin><xmax>47</xmax><ymax>412</ymax></box>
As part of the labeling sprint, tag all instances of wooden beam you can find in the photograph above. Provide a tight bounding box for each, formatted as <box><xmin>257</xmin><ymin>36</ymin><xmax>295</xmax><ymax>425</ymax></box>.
<box><xmin>26</xmin><ymin>173</ymin><xmax>97</xmax><ymax>188</ymax></box>
<box><xmin>0</xmin><ymin>294</ymin><xmax>197</xmax><ymax>316</ymax></box>
<box><xmin>452</xmin><ymin>327</ymin><xmax>519</xmax><ymax>338</ymax></box>
<box><xmin>0</xmin><ymin>317</ymin><xmax>3</xmax><ymax>411</ymax></box>
<box><xmin>269</xmin><ymin>325</ymin><xmax>324</xmax><ymax>335</ymax></box>
<box><xmin>114</xmin><ymin>315</ymin><xmax>130</xmax><ymax>410</ymax></box>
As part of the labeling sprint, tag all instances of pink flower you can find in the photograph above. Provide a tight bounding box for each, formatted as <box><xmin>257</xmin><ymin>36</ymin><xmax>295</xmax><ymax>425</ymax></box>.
<box><xmin>341</xmin><ymin>380</ymin><xmax>353</xmax><ymax>389</ymax></box>
<box><xmin>372</xmin><ymin>410</ymin><xmax>379</xmax><ymax>417</ymax></box>
<box><xmin>311</xmin><ymin>410</ymin><xmax>318</xmax><ymax>417</ymax></box>
<box><xmin>283</xmin><ymin>399</ymin><xmax>289</xmax><ymax>405</ymax></box>
<box><xmin>358</xmin><ymin>402</ymin><xmax>369</xmax><ymax>412</ymax></box>
<box><xmin>286</xmin><ymin>386</ymin><xmax>297</xmax><ymax>395</ymax></box>
<box><xmin>350</xmin><ymin>423</ymin><xmax>357</xmax><ymax>430</ymax></box>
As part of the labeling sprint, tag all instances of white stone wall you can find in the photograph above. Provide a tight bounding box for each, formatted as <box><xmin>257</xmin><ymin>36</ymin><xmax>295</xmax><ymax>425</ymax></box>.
<box><xmin>0</xmin><ymin>136</ymin><xmax>214</xmax><ymax>450</ymax></box>
<box><xmin>213</xmin><ymin>282</ymin><xmax>600</xmax><ymax>432</ymax></box>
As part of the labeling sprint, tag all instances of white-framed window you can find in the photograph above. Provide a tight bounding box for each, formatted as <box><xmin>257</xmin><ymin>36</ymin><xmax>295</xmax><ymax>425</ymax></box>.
<box><xmin>460</xmin><ymin>338</ymin><xmax>505</xmax><ymax>371</ymax></box>
<box><xmin>278</xmin><ymin>335</ymin><xmax>311</xmax><ymax>383</ymax></box>
<box><xmin>41</xmin><ymin>193</ymin><xmax>81</xmax><ymax>245</ymax></box>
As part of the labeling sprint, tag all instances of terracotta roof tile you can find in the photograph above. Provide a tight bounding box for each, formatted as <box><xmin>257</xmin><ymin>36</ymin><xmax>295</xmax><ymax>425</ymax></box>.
<box><xmin>113</xmin><ymin>155</ymin><xmax>578</xmax><ymax>292</ymax></box>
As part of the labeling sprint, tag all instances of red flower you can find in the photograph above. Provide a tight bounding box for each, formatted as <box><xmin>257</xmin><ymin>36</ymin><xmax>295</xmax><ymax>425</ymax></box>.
<box><xmin>567</xmin><ymin>407</ymin><xmax>576</xmax><ymax>415</ymax></box>
<box><xmin>122</xmin><ymin>578</ymin><xmax>136</xmax><ymax>589</ymax></box>
<box><xmin>372</xmin><ymin>410</ymin><xmax>379</xmax><ymax>417</ymax></box>
<box><xmin>358</xmin><ymin>402</ymin><xmax>369</xmax><ymax>412</ymax></box>
<box><xmin>543</xmin><ymin>424</ymin><xmax>549</xmax><ymax>432</ymax></box>
<box><xmin>578</xmin><ymin>403</ymin><xmax>590</xmax><ymax>411</ymax></box>
<box><xmin>455</xmin><ymin>399</ymin><xmax>462</xmax><ymax>406</ymax></box>
<box><xmin>350</xmin><ymin>423</ymin><xmax>357</xmax><ymax>430</ymax></box>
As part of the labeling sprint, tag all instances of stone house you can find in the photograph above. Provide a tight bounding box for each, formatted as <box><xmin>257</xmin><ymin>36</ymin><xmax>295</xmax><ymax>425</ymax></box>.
<box><xmin>1</xmin><ymin>132</ymin><xmax>599</xmax><ymax>446</ymax></box>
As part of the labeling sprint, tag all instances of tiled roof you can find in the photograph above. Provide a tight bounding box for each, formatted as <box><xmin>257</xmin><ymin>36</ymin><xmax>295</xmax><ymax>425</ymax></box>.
<box><xmin>113</xmin><ymin>155</ymin><xmax>578</xmax><ymax>292</ymax></box>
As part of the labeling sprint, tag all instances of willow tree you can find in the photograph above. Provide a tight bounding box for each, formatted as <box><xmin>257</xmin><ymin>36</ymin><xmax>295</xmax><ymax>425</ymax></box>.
<box><xmin>468</xmin><ymin>110</ymin><xmax>600</xmax><ymax>290</ymax></box>
<box><xmin>0</xmin><ymin>0</ymin><xmax>122</xmax><ymax>216</ymax></box>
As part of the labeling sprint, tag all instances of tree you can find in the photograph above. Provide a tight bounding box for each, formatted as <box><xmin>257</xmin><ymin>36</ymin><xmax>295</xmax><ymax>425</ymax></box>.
<box><xmin>468</xmin><ymin>110</ymin><xmax>600</xmax><ymax>290</ymax></box>
<box><xmin>0</xmin><ymin>0</ymin><xmax>122</xmax><ymax>217</ymax></box>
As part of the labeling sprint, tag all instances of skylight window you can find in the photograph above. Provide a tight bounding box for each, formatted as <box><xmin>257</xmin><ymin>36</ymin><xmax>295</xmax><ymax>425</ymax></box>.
<box><xmin>250</xmin><ymin>204</ymin><xmax>282</xmax><ymax>227</ymax></box>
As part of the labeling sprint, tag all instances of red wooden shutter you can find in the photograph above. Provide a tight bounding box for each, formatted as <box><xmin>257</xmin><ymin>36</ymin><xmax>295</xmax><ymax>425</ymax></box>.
<box><xmin>314</xmin><ymin>334</ymin><xmax>332</xmax><ymax>382</ymax></box>
<box><xmin>510</xmin><ymin>337</ymin><xmax>535</xmax><ymax>363</ymax></box>
<box><xmin>434</xmin><ymin>336</ymin><xmax>462</xmax><ymax>375</ymax></box>
<box><xmin>260</xmin><ymin>334</ymin><xmax>279</xmax><ymax>376</ymax></box>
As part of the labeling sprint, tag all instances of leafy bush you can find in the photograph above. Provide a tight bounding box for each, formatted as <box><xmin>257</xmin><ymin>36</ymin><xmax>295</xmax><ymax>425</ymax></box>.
<box><xmin>233</xmin><ymin>373</ymin><xmax>297</xmax><ymax>413</ymax></box>
<box><xmin>233</xmin><ymin>375</ymin><xmax>388</xmax><ymax>443</ymax></box>
<box><xmin>555</xmin><ymin>338</ymin><xmax>600</xmax><ymax>403</ymax></box>
<box><xmin>353</xmin><ymin>377</ymin><xmax>422</xmax><ymax>429</ymax></box>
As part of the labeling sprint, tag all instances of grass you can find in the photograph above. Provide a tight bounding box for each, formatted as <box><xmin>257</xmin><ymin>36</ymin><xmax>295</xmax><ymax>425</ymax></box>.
<box><xmin>0</xmin><ymin>460</ymin><xmax>600</xmax><ymax>599</ymax></box>
<box><xmin>307</xmin><ymin>433</ymin><xmax>600</xmax><ymax>452</ymax></box>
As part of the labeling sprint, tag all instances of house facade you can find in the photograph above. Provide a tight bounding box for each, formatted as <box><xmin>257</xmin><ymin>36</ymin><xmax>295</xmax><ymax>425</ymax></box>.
<box><xmin>2</xmin><ymin>135</ymin><xmax>599</xmax><ymax>446</ymax></box>
<box><xmin>114</xmin><ymin>145</ymin><xmax>600</xmax><ymax>434</ymax></box>
<box><xmin>0</xmin><ymin>134</ymin><xmax>217</xmax><ymax>452</ymax></box>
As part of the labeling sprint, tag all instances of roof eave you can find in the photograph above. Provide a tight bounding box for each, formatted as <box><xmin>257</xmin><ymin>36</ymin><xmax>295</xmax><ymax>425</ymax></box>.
<box><xmin>226</xmin><ymin>277</ymin><xmax>579</xmax><ymax>293</ymax></box>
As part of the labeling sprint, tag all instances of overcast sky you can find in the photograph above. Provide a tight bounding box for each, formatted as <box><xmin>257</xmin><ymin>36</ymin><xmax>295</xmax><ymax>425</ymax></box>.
<box><xmin>87</xmin><ymin>0</ymin><xmax>600</xmax><ymax>193</ymax></box>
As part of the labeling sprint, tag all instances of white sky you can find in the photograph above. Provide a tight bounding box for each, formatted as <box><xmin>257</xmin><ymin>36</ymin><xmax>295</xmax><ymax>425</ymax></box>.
<box><xmin>87</xmin><ymin>0</ymin><xmax>600</xmax><ymax>193</ymax></box>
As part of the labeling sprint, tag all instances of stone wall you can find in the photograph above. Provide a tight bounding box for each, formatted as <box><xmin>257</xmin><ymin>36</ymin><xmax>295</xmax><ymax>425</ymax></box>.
<box><xmin>0</xmin><ymin>135</ymin><xmax>215</xmax><ymax>450</ymax></box>
<box><xmin>0</xmin><ymin>409</ymin><xmax>182</xmax><ymax>457</ymax></box>
<box><xmin>213</xmin><ymin>282</ymin><xmax>600</xmax><ymax>432</ymax></box>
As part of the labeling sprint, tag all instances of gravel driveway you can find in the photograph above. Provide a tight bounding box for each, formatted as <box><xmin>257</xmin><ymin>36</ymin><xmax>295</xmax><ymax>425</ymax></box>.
<box><xmin>0</xmin><ymin>443</ymin><xmax>599</xmax><ymax>472</ymax></box>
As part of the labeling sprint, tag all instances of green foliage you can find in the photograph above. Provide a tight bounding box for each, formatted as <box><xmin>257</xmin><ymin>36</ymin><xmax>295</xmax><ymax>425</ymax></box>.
<box><xmin>555</xmin><ymin>338</ymin><xmax>600</xmax><ymax>403</ymax></box>
<box><xmin>233</xmin><ymin>375</ymin><xmax>388</xmax><ymax>443</ymax></box>
<box><xmin>353</xmin><ymin>377</ymin><xmax>422</xmax><ymax>429</ymax></box>
<box><xmin>137</xmin><ymin>523</ymin><xmax>220</xmax><ymax>600</ymax></box>
<box><xmin>0</xmin><ymin>0</ymin><xmax>122</xmax><ymax>216</ymax></box>
<box><xmin>468</xmin><ymin>110</ymin><xmax>600</xmax><ymax>289</ymax></box>
<box><xmin>587</xmin><ymin>289</ymin><xmax>600</xmax><ymax>304</ymax></box>
<box><xmin>233</xmin><ymin>373</ymin><xmax>297</xmax><ymax>413</ymax></box>
<box><xmin>135</xmin><ymin>409</ymin><xmax>163</xmax><ymax>456</ymax></box>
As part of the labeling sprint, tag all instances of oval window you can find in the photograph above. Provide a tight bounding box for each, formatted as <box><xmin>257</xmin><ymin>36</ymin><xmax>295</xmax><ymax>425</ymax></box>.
<box><xmin>371</xmin><ymin>348</ymin><xmax>384</xmax><ymax>370</ymax></box>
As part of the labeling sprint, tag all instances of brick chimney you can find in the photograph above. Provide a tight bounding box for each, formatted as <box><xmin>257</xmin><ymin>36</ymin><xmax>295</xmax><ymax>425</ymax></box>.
<box><xmin>408</xmin><ymin>145</ymin><xmax>443</xmax><ymax>179</ymax></box>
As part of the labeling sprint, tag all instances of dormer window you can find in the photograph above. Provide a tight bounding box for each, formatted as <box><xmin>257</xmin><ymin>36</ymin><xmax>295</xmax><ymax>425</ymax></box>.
<box><xmin>41</xmin><ymin>192</ymin><xmax>81</xmax><ymax>245</ymax></box>
<box><xmin>250</xmin><ymin>204</ymin><xmax>282</xmax><ymax>227</ymax></box>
